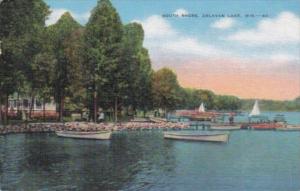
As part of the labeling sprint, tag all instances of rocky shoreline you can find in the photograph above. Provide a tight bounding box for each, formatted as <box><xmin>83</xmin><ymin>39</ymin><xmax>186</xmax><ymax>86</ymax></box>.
<box><xmin>0</xmin><ymin>121</ymin><xmax>189</xmax><ymax>135</ymax></box>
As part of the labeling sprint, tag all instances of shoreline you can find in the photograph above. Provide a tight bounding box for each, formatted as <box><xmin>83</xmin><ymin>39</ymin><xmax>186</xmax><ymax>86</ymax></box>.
<box><xmin>1</xmin><ymin>121</ymin><xmax>299</xmax><ymax>136</ymax></box>
<box><xmin>0</xmin><ymin>121</ymin><xmax>189</xmax><ymax>135</ymax></box>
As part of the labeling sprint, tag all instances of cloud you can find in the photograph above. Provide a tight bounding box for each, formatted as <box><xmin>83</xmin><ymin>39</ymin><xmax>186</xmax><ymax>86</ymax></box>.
<box><xmin>133</xmin><ymin>15</ymin><xmax>176</xmax><ymax>39</ymax></box>
<box><xmin>269</xmin><ymin>53</ymin><xmax>299</xmax><ymax>63</ymax></box>
<box><xmin>211</xmin><ymin>18</ymin><xmax>235</xmax><ymax>29</ymax></box>
<box><xmin>46</xmin><ymin>8</ymin><xmax>68</xmax><ymax>26</ymax></box>
<box><xmin>174</xmin><ymin>8</ymin><xmax>189</xmax><ymax>17</ymax></box>
<box><xmin>133</xmin><ymin>15</ymin><xmax>230</xmax><ymax>60</ymax></box>
<box><xmin>132</xmin><ymin>14</ymin><xmax>300</xmax><ymax>100</ymax></box>
<box><xmin>46</xmin><ymin>8</ymin><xmax>90</xmax><ymax>26</ymax></box>
<box><xmin>226</xmin><ymin>11</ymin><xmax>300</xmax><ymax>45</ymax></box>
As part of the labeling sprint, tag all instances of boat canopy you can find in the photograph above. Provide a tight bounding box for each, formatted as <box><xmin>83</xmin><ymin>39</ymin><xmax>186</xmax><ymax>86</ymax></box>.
<box><xmin>249</xmin><ymin>115</ymin><xmax>269</xmax><ymax>123</ymax></box>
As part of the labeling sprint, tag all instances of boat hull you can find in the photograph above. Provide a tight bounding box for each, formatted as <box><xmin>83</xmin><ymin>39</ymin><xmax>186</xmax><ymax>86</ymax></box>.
<box><xmin>210</xmin><ymin>125</ymin><xmax>240</xmax><ymax>130</ymax></box>
<box><xmin>164</xmin><ymin>132</ymin><xmax>229</xmax><ymax>142</ymax></box>
<box><xmin>276</xmin><ymin>127</ymin><xmax>300</xmax><ymax>131</ymax></box>
<box><xmin>251</xmin><ymin>123</ymin><xmax>283</xmax><ymax>130</ymax></box>
<box><xmin>56</xmin><ymin>131</ymin><xmax>112</xmax><ymax>140</ymax></box>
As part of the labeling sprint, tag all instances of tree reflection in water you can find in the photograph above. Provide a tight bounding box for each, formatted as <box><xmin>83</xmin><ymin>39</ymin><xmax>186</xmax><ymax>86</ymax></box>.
<box><xmin>0</xmin><ymin>131</ymin><xmax>176</xmax><ymax>190</ymax></box>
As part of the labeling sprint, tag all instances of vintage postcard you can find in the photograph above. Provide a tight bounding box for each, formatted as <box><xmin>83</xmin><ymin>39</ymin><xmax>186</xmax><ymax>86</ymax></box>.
<box><xmin>0</xmin><ymin>0</ymin><xmax>299</xmax><ymax>190</ymax></box>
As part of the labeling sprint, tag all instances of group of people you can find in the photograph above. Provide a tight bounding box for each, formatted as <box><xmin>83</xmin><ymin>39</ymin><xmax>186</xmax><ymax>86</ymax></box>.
<box><xmin>82</xmin><ymin>108</ymin><xmax>105</xmax><ymax>122</ymax></box>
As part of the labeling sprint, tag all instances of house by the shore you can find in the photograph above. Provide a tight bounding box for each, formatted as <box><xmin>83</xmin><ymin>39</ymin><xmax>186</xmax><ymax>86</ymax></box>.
<box><xmin>5</xmin><ymin>93</ymin><xmax>58</xmax><ymax>119</ymax></box>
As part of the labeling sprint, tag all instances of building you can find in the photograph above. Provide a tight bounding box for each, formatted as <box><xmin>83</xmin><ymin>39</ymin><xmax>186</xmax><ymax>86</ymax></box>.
<box><xmin>7</xmin><ymin>94</ymin><xmax>58</xmax><ymax>119</ymax></box>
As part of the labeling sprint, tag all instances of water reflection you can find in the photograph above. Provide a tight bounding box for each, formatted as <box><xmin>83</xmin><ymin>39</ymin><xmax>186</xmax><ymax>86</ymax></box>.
<box><xmin>1</xmin><ymin>131</ymin><xmax>300</xmax><ymax>191</ymax></box>
<box><xmin>24</xmin><ymin>134</ymin><xmax>71</xmax><ymax>171</ymax></box>
<box><xmin>0</xmin><ymin>131</ymin><xmax>177</xmax><ymax>190</ymax></box>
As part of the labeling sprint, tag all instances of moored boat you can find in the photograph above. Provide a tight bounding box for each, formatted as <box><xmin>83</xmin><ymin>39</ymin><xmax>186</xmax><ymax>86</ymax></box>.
<box><xmin>276</xmin><ymin>125</ymin><xmax>300</xmax><ymax>131</ymax></box>
<box><xmin>175</xmin><ymin>103</ymin><xmax>219</xmax><ymax>121</ymax></box>
<box><xmin>243</xmin><ymin>100</ymin><xmax>284</xmax><ymax>130</ymax></box>
<box><xmin>163</xmin><ymin>131</ymin><xmax>229</xmax><ymax>142</ymax></box>
<box><xmin>210</xmin><ymin>125</ymin><xmax>240</xmax><ymax>130</ymax></box>
<box><xmin>56</xmin><ymin>130</ymin><xmax>112</xmax><ymax>140</ymax></box>
<box><xmin>276</xmin><ymin>128</ymin><xmax>300</xmax><ymax>131</ymax></box>
<box><xmin>249</xmin><ymin>122</ymin><xmax>283</xmax><ymax>130</ymax></box>
<box><xmin>273</xmin><ymin>114</ymin><xmax>286</xmax><ymax>123</ymax></box>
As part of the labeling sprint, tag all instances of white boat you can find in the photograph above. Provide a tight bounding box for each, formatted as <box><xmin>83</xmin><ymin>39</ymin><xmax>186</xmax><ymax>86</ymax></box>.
<box><xmin>55</xmin><ymin>130</ymin><xmax>112</xmax><ymax>140</ymax></box>
<box><xmin>249</xmin><ymin>100</ymin><xmax>260</xmax><ymax>117</ymax></box>
<box><xmin>163</xmin><ymin>131</ymin><xmax>229</xmax><ymax>142</ymax></box>
<box><xmin>276</xmin><ymin>128</ymin><xmax>300</xmax><ymax>131</ymax></box>
<box><xmin>210</xmin><ymin>125</ymin><xmax>240</xmax><ymax>130</ymax></box>
<box><xmin>149</xmin><ymin>117</ymin><xmax>167</xmax><ymax>123</ymax></box>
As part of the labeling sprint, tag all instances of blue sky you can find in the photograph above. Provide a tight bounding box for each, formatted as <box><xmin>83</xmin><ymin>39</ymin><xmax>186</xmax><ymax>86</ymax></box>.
<box><xmin>44</xmin><ymin>0</ymin><xmax>300</xmax><ymax>100</ymax></box>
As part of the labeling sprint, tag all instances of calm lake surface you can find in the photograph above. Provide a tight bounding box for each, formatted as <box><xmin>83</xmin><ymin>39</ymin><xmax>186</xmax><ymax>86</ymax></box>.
<box><xmin>1</xmin><ymin>112</ymin><xmax>300</xmax><ymax>191</ymax></box>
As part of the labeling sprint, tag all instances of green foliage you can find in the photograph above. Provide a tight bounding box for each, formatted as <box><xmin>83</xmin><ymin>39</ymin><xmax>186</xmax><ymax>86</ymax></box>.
<box><xmin>84</xmin><ymin>0</ymin><xmax>123</xmax><ymax>88</ymax></box>
<box><xmin>63</xmin><ymin>28</ymin><xmax>86</xmax><ymax>111</ymax></box>
<box><xmin>1</xmin><ymin>0</ymin><xmax>298</xmax><ymax>125</ymax></box>
<box><xmin>0</xmin><ymin>0</ymin><xmax>50</xmax><ymax>123</ymax></box>
<box><xmin>48</xmin><ymin>12</ymin><xmax>83</xmax><ymax>116</ymax></box>
<box><xmin>31</xmin><ymin>52</ymin><xmax>56</xmax><ymax>101</ymax></box>
<box><xmin>121</xmin><ymin>23</ymin><xmax>153</xmax><ymax>111</ymax></box>
<box><xmin>83</xmin><ymin>0</ymin><xmax>125</xmax><ymax>121</ymax></box>
<box><xmin>135</xmin><ymin>48</ymin><xmax>153</xmax><ymax>111</ymax></box>
<box><xmin>0</xmin><ymin>0</ymin><xmax>50</xmax><ymax>96</ymax></box>
<box><xmin>152</xmin><ymin>68</ymin><xmax>181</xmax><ymax>111</ymax></box>
<box><xmin>241</xmin><ymin>98</ymin><xmax>300</xmax><ymax>111</ymax></box>
<box><xmin>179</xmin><ymin>88</ymin><xmax>216</xmax><ymax>110</ymax></box>
<box><xmin>48</xmin><ymin>12</ymin><xmax>82</xmax><ymax>94</ymax></box>
<box><xmin>214</xmin><ymin>95</ymin><xmax>241</xmax><ymax>111</ymax></box>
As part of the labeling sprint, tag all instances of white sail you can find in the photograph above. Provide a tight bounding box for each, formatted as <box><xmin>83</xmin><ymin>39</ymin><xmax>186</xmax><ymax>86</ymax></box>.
<box><xmin>199</xmin><ymin>103</ymin><xmax>205</xmax><ymax>112</ymax></box>
<box><xmin>249</xmin><ymin>100</ymin><xmax>260</xmax><ymax>116</ymax></box>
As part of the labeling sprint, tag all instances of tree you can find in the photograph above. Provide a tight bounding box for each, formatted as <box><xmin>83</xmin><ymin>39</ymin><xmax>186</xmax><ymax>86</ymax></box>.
<box><xmin>121</xmin><ymin>23</ymin><xmax>144</xmax><ymax>111</ymax></box>
<box><xmin>84</xmin><ymin>0</ymin><xmax>124</xmax><ymax>122</ymax></box>
<box><xmin>48</xmin><ymin>12</ymin><xmax>82</xmax><ymax>121</ymax></box>
<box><xmin>136</xmin><ymin>48</ymin><xmax>153</xmax><ymax>114</ymax></box>
<box><xmin>120</xmin><ymin>23</ymin><xmax>153</xmax><ymax>116</ymax></box>
<box><xmin>63</xmin><ymin>28</ymin><xmax>86</xmax><ymax>114</ymax></box>
<box><xmin>152</xmin><ymin>68</ymin><xmax>181</xmax><ymax>114</ymax></box>
<box><xmin>0</xmin><ymin>0</ymin><xmax>50</xmax><ymax>124</ymax></box>
<box><xmin>214</xmin><ymin>95</ymin><xmax>241</xmax><ymax>111</ymax></box>
<box><xmin>31</xmin><ymin>52</ymin><xmax>56</xmax><ymax>121</ymax></box>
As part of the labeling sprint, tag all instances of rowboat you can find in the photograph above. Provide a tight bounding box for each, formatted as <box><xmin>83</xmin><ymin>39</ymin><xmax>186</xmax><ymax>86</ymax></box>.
<box><xmin>210</xmin><ymin>125</ymin><xmax>240</xmax><ymax>130</ymax></box>
<box><xmin>163</xmin><ymin>131</ymin><xmax>229</xmax><ymax>142</ymax></box>
<box><xmin>55</xmin><ymin>130</ymin><xmax>112</xmax><ymax>140</ymax></box>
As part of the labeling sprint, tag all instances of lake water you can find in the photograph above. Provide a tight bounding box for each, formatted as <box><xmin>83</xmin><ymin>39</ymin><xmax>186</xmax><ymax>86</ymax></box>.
<box><xmin>1</xmin><ymin>112</ymin><xmax>300</xmax><ymax>191</ymax></box>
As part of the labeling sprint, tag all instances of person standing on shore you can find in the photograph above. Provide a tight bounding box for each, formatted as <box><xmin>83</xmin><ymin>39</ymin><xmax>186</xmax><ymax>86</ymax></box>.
<box><xmin>229</xmin><ymin>114</ymin><xmax>234</xmax><ymax>124</ymax></box>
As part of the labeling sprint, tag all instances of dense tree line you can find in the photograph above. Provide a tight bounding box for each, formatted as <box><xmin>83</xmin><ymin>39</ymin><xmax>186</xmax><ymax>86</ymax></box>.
<box><xmin>0</xmin><ymin>0</ymin><xmax>154</xmax><ymax>124</ymax></box>
<box><xmin>0</xmin><ymin>0</ymin><xmax>299</xmax><ymax>124</ymax></box>
<box><xmin>240</xmin><ymin>97</ymin><xmax>300</xmax><ymax>111</ymax></box>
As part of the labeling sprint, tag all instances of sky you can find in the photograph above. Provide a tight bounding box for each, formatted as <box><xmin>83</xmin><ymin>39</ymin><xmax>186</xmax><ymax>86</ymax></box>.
<box><xmin>44</xmin><ymin>0</ymin><xmax>300</xmax><ymax>100</ymax></box>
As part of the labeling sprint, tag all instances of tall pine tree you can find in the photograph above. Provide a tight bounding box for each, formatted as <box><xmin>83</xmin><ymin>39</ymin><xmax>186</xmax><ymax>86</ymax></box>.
<box><xmin>84</xmin><ymin>0</ymin><xmax>124</xmax><ymax>122</ymax></box>
<box><xmin>48</xmin><ymin>12</ymin><xmax>82</xmax><ymax>121</ymax></box>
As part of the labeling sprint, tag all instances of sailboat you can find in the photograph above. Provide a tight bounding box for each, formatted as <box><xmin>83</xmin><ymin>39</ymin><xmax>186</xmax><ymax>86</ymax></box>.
<box><xmin>198</xmin><ymin>102</ymin><xmax>205</xmax><ymax>112</ymax></box>
<box><xmin>244</xmin><ymin>100</ymin><xmax>283</xmax><ymax>130</ymax></box>
<box><xmin>249</xmin><ymin>100</ymin><xmax>260</xmax><ymax>116</ymax></box>
<box><xmin>175</xmin><ymin>102</ymin><xmax>217</xmax><ymax>121</ymax></box>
